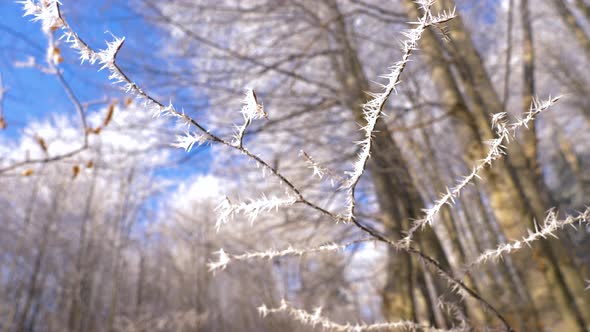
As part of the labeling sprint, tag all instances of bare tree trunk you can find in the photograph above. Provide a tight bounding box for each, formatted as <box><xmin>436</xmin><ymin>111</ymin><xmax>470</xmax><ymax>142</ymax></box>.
<box><xmin>411</xmin><ymin>127</ymin><xmax>490</xmax><ymax>327</ymax></box>
<box><xmin>106</xmin><ymin>252</ymin><xmax>120</xmax><ymax>332</ymax></box>
<box><xmin>574</xmin><ymin>0</ymin><xmax>590</xmax><ymax>22</ymax></box>
<box><xmin>551</xmin><ymin>118</ymin><xmax>587</xmax><ymax>193</ymax></box>
<box><xmin>107</xmin><ymin>170</ymin><xmax>135</xmax><ymax>332</ymax></box>
<box><xmin>136</xmin><ymin>254</ymin><xmax>145</xmax><ymax>320</ymax></box>
<box><xmin>473</xmin><ymin>188</ymin><xmax>532</xmax><ymax>301</ymax></box>
<box><xmin>549</xmin><ymin>0</ymin><xmax>590</xmax><ymax>58</ymax></box>
<box><xmin>502</xmin><ymin>0</ymin><xmax>515</xmax><ymax>111</ymax></box>
<box><xmin>414</xmin><ymin>270</ymin><xmax>446</xmax><ymax>328</ymax></box>
<box><xmin>520</xmin><ymin>0</ymin><xmax>538</xmax><ymax>173</ymax></box>
<box><xmin>27</xmin><ymin>270</ymin><xmax>49</xmax><ymax>332</ymax></box>
<box><xmin>402</xmin><ymin>2</ymin><xmax>549</xmax><ymax>329</ymax></box>
<box><xmin>16</xmin><ymin>187</ymin><xmax>63</xmax><ymax>332</ymax></box>
<box><xmin>325</xmin><ymin>0</ymin><xmax>452</xmax><ymax>324</ymax></box>
<box><xmin>3</xmin><ymin>174</ymin><xmax>43</xmax><ymax>332</ymax></box>
<box><xmin>435</xmin><ymin>1</ymin><xmax>590</xmax><ymax>329</ymax></box>
<box><xmin>68</xmin><ymin>165</ymin><xmax>98</xmax><ymax>332</ymax></box>
<box><xmin>516</xmin><ymin>7</ymin><xmax>590</xmax><ymax>326</ymax></box>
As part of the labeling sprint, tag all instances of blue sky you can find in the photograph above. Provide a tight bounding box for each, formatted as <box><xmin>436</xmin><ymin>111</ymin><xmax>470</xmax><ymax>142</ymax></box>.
<box><xmin>0</xmin><ymin>0</ymin><xmax>501</xmax><ymax>179</ymax></box>
<box><xmin>0</xmin><ymin>1</ymin><xmax>194</xmax><ymax>130</ymax></box>
<box><xmin>1</xmin><ymin>1</ymin><xmax>131</xmax><ymax>136</ymax></box>
<box><xmin>0</xmin><ymin>0</ymin><xmax>501</xmax><ymax>136</ymax></box>
<box><xmin>0</xmin><ymin>1</ymin><xmax>212</xmax><ymax>176</ymax></box>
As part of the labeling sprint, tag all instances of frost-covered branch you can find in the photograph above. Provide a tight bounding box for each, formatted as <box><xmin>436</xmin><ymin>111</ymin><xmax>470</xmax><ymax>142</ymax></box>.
<box><xmin>333</xmin><ymin>215</ymin><xmax>513</xmax><ymax>331</ymax></box>
<box><xmin>258</xmin><ymin>299</ymin><xmax>469</xmax><ymax>332</ymax></box>
<box><xmin>403</xmin><ymin>96</ymin><xmax>562</xmax><ymax>245</ymax></box>
<box><xmin>233</xmin><ymin>89</ymin><xmax>266</xmax><ymax>148</ymax></box>
<box><xmin>207</xmin><ymin>238</ymin><xmax>372</xmax><ymax>272</ymax></box>
<box><xmin>300</xmin><ymin>150</ymin><xmax>344</xmax><ymax>186</ymax></box>
<box><xmin>171</xmin><ymin>131</ymin><xmax>208</xmax><ymax>152</ymax></box>
<box><xmin>343</xmin><ymin>1</ymin><xmax>456</xmax><ymax>220</ymax></box>
<box><xmin>467</xmin><ymin>207</ymin><xmax>590</xmax><ymax>269</ymax></box>
<box><xmin>214</xmin><ymin>195</ymin><xmax>297</xmax><ymax>231</ymax></box>
<box><xmin>21</xmin><ymin>1</ymin><xmax>207</xmax><ymax>136</ymax></box>
<box><xmin>1</xmin><ymin>3</ymin><xmax>92</xmax><ymax>174</ymax></box>
<box><xmin>0</xmin><ymin>146</ymin><xmax>86</xmax><ymax>175</ymax></box>
<box><xmin>19</xmin><ymin>3</ymin><xmax>514</xmax><ymax>329</ymax></box>
<box><xmin>19</xmin><ymin>0</ymin><xmax>316</xmax><ymax>213</ymax></box>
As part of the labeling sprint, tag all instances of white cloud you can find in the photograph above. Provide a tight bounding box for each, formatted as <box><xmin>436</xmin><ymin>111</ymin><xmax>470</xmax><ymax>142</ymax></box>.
<box><xmin>170</xmin><ymin>174</ymin><xmax>224</xmax><ymax>211</ymax></box>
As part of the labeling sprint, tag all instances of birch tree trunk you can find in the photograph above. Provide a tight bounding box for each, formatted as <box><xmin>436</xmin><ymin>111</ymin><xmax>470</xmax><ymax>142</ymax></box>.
<box><xmin>520</xmin><ymin>0</ymin><xmax>538</xmax><ymax>173</ymax></box>
<box><xmin>325</xmin><ymin>0</ymin><xmax>452</xmax><ymax>324</ymax></box>
<box><xmin>433</xmin><ymin>1</ymin><xmax>590</xmax><ymax>329</ymax></box>
<box><xmin>549</xmin><ymin>0</ymin><xmax>590</xmax><ymax>58</ymax></box>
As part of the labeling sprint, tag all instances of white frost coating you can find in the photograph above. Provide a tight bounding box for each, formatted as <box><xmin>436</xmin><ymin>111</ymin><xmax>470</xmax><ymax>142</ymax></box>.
<box><xmin>207</xmin><ymin>239</ymin><xmax>371</xmax><ymax>272</ymax></box>
<box><xmin>171</xmin><ymin>131</ymin><xmax>208</xmax><ymax>152</ymax></box>
<box><xmin>342</xmin><ymin>1</ymin><xmax>456</xmax><ymax>221</ymax></box>
<box><xmin>468</xmin><ymin>207</ymin><xmax>590</xmax><ymax>268</ymax></box>
<box><xmin>258</xmin><ymin>299</ymin><xmax>470</xmax><ymax>332</ymax></box>
<box><xmin>214</xmin><ymin>195</ymin><xmax>297</xmax><ymax>231</ymax></box>
<box><xmin>233</xmin><ymin>88</ymin><xmax>266</xmax><ymax>147</ymax></box>
<box><xmin>403</xmin><ymin>96</ymin><xmax>562</xmax><ymax>245</ymax></box>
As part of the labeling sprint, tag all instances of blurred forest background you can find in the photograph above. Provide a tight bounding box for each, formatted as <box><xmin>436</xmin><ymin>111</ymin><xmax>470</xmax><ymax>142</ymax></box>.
<box><xmin>1</xmin><ymin>0</ymin><xmax>590</xmax><ymax>331</ymax></box>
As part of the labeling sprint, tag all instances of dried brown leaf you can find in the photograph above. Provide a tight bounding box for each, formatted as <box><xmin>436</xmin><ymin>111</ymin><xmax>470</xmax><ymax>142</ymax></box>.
<box><xmin>35</xmin><ymin>135</ymin><xmax>48</xmax><ymax>153</ymax></box>
<box><xmin>103</xmin><ymin>101</ymin><xmax>115</xmax><ymax>127</ymax></box>
<box><xmin>72</xmin><ymin>165</ymin><xmax>80</xmax><ymax>179</ymax></box>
